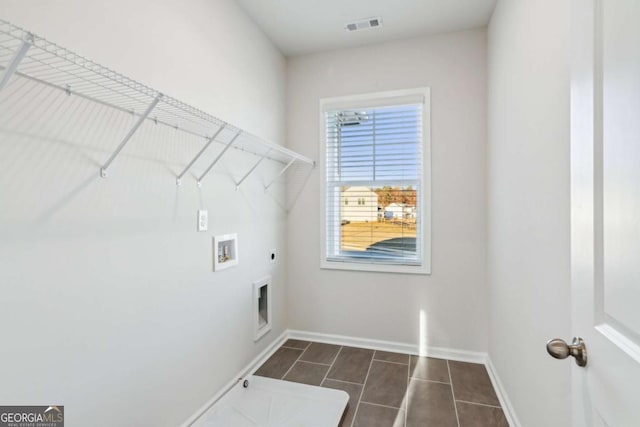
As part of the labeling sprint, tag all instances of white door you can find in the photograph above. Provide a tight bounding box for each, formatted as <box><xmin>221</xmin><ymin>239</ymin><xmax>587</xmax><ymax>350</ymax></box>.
<box><xmin>570</xmin><ymin>0</ymin><xmax>640</xmax><ymax>425</ymax></box>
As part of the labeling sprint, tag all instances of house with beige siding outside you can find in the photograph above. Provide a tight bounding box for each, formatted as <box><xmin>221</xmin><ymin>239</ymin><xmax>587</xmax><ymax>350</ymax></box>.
<box><xmin>341</xmin><ymin>186</ymin><xmax>379</xmax><ymax>222</ymax></box>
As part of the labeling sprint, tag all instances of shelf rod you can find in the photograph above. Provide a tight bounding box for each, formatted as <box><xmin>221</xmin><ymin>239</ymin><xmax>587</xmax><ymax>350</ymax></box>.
<box><xmin>100</xmin><ymin>93</ymin><xmax>162</xmax><ymax>177</ymax></box>
<box><xmin>235</xmin><ymin>150</ymin><xmax>270</xmax><ymax>190</ymax></box>
<box><xmin>265</xmin><ymin>158</ymin><xmax>296</xmax><ymax>191</ymax></box>
<box><xmin>0</xmin><ymin>33</ymin><xmax>33</xmax><ymax>93</ymax></box>
<box><xmin>176</xmin><ymin>124</ymin><xmax>227</xmax><ymax>186</ymax></box>
<box><xmin>197</xmin><ymin>131</ymin><xmax>242</xmax><ymax>187</ymax></box>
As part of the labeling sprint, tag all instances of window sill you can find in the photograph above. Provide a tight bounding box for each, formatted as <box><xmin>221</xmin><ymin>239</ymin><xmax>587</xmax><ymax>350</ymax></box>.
<box><xmin>320</xmin><ymin>258</ymin><xmax>431</xmax><ymax>275</ymax></box>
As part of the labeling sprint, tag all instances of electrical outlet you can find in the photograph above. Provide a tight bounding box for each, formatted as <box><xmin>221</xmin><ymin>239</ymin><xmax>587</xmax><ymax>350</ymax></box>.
<box><xmin>197</xmin><ymin>210</ymin><xmax>208</xmax><ymax>232</ymax></box>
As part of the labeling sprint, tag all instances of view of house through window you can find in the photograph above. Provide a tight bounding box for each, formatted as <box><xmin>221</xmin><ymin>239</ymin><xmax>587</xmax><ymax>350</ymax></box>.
<box><xmin>322</xmin><ymin>90</ymin><xmax>429</xmax><ymax>272</ymax></box>
<box><xmin>339</xmin><ymin>185</ymin><xmax>417</xmax><ymax>256</ymax></box>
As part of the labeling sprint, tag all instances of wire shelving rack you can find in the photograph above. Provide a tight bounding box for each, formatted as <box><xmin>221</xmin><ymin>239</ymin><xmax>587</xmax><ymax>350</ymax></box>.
<box><xmin>0</xmin><ymin>19</ymin><xmax>315</xmax><ymax>190</ymax></box>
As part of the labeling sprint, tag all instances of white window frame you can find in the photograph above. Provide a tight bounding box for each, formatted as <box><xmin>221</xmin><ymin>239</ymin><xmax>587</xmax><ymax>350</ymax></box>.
<box><xmin>319</xmin><ymin>88</ymin><xmax>431</xmax><ymax>275</ymax></box>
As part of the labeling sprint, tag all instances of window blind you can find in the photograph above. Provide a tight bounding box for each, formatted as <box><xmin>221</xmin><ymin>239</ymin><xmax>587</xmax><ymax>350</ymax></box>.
<box><xmin>324</xmin><ymin>103</ymin><xmax>423</xmax><ymax>265</ymax></box>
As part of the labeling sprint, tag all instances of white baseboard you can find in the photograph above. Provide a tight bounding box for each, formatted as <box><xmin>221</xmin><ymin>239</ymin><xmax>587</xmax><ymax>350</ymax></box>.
<box><xmin>288</xmin><ymin>329</ymin><xmax>487</xmax><ymax>364</ymax></box>
<box><xmin>485</xmin><ymin>356</ymin><xmax>521</xmax><ymax>427</ymax></box>
<box><xmin>179</xmin><ymin>330</ymin><xmax>289</xmax><ymax>427</ymax></box>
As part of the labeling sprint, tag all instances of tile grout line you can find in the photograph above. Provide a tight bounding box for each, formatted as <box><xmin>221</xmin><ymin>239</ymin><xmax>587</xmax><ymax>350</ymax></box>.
<box><xmin>319</xmin><ymin>345</ymin><xmax>343</xmax><ymax>387</ymax></box>
<box><xmin>282</xmin><ymin>340</ymin><xmax>312</xmax><ymax>351</ymax></box>
<box><xmin>296</xmin><ymin>360</ymin><xmax>332</xmax><ymax>367</ymax></box>
<box><xmin>280</xmin><ymin>345</ymin><xmax>307</xmax><ymax>351</ymax></box>
<box><xmin>372</xmin><ymin>358</ymin><xmax>409</xmax><ymax>366</ymax></box>
<box><xmin>358</xmin><ymin>400</ymin><xmax>402</xmax><ymax>410</ymax></box>
<box><xmin>447</xmin><ymin>360</ymin><xmax>461</xmax><ymax>427</ymax></box>
<box><xmin>407</xmin><ymin>376</ymin><xmax>450</xmax><ymax>386</ymax></box>
<box><xmin>350</xmin><ymin>351</ymin><xmax>375</xmax><ymax>427</ymax></box>
<box><xmin>323</xmin><ymin>377</ymin><xmax>364</xmax><ymax>386</ymax></box>
<box><xmin>280</xmin><ymin>342</ymin><xmax>311</xmax><ymax>380</ymax></box>
<box><xmin>455</xmin><ymin>399</ymin><xmax>502</xmax><ymax>409</ymax></box>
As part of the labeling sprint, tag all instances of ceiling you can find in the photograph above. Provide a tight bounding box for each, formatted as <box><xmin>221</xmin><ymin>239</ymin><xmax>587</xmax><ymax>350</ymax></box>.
<box><xmin>235</xmin><ymin>0</ymin><xmax>497</xmax><ymax>56</ymax></box>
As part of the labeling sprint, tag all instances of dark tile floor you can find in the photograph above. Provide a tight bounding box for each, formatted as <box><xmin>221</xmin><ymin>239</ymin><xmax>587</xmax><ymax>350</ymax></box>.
<box><xmin>254</xmin><ymin>339</ymin><xmax>509</xmax><ymax>427</ymax></box>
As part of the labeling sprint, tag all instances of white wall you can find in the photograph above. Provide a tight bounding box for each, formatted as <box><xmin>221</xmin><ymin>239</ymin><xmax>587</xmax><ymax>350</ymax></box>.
<box><xmin>0</xmin><ymin>1</ymin><xmax>287</xmax><ymax>425</ymax></box>
<box><xmin>487</xmin><ymin>0</ymin><xmax>571</xmax><ymax>425</ymax></box>
<box><xmin>286</xmin><ymin>29</ymin><xmax>488</xmax><ymax>353</ymax></box>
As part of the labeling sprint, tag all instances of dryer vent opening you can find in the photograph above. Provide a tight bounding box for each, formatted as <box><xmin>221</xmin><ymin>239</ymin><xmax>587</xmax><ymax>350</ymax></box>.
<box><xmin>254</xmin><ymin>277</ymin><xmax>272</xmax><ymax>341</ymax></box>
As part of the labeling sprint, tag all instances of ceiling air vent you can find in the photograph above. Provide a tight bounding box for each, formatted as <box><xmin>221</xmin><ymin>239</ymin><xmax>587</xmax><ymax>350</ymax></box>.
<box><xmin>345</xmin><ymin>17</ymin><xmax>383</xmax><ymax>32</ymax></box>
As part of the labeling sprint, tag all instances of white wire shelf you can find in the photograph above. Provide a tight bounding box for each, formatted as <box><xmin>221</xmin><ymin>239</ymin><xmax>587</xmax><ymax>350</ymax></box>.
<box><xmin>0</xmin><ymin>19</ymin><xmax>315</xmax><ymax>189</ymax></box>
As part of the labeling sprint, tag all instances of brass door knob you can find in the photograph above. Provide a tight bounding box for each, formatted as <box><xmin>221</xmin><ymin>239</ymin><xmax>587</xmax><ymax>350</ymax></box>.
<box><xmin>546</xmin><ymin>337</ymin><xmax>587</xmax><ymax>367</ymax></box>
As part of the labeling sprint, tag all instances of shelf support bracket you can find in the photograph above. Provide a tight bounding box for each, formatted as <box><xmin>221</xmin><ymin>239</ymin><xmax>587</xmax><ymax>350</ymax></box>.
<box><xmin>176</xmin><ymin>124</ymin><xmax>227</xmax><ymax>186</ymax></box>
<box><xmin>101</xmin><ymin>94</ymin><xmax>162</xmax><ymax>177</ymax></box>
<box><xmin>235</xmin><ymin>150</ymin><xmax>270</xmax><ymax>190</ymax></box>
<box><xmin>264</xmin><ymin>158</ymin><xmax>296</xmax><ymax>191</ymax></box>
<box><xmin>197</xmin><ymin>131</ymin><xmax>242</xmax><ymax>187</ymax></box>
<box><xmin>0</xmin><ymin>33</ymin><xmax>33</xmax><ymax>93</ymax></box>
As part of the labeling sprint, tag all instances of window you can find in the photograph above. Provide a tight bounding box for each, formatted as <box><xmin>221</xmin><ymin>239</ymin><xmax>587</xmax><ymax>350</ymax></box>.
<box><xmin>320</xmin><ymin>88</ymin><xmax>431</xmax><ymax>274</ymax></box>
